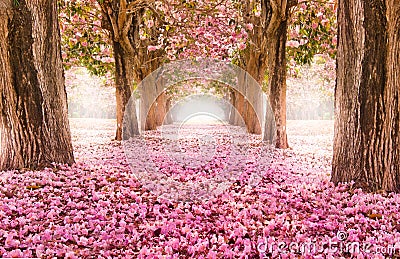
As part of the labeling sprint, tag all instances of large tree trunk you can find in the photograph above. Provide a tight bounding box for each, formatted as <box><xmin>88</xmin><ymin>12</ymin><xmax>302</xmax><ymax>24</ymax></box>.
<box><xmin>332</xmin><ymin>0</ymin><xmax>400</xmax><ymax>192</ymax></box>
<box><xmin>146</xmin><ymin>102</ymin><xmax>158</xmax><ymax>130</ymax></box>
<box><xmin>113</xmin><ymin>41</ymin><xmax>139</xmax><ymax>140</ymax></box>
<box><xmin>266</xmin><ymin>15</ymin><xmax>289</xmax><ymax>148</ymax></box>
<box><xmin>236</xmin><ymin>36</ymin><xmax>265</xmax><ymax>134</ymax></box>
<box><xmin>383</xmin><ymin>0</ymin><xmax>400</xmax><ymax>190</ymax></box>
<box><xmin>0</xmin><ymin>0</ymin><xmax>74</xmax><ymax>170</ymax></box>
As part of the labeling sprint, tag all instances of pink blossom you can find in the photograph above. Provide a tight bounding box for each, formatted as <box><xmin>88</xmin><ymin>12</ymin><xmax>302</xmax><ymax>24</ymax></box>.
<box><xmin>148</xmin><ymin>45</ymin><xmax>158</xmax><ymax>51</ymax></box>
<box><xmin>287</xmin><ymin>40</ymin><xmax>300</xmax><ymax>48</ymax></box>
<box><xmin>5</xmin><ymin>249</ymin><xmax>23</xmax><ymax>258</ymax></box>
<box><xmin>146</xmin><ymin>19</ymin><xmax>154</xmax><ymax>28</ymax></box>
<box><xmin>238</xmin><ymin>42</ymin><xmax>246</xmax><ymax>50</ymax></box>
<box><xmin>246</xmin><ymin>23</ymin><xmax>254</xmax><ymax>31</ymax></box>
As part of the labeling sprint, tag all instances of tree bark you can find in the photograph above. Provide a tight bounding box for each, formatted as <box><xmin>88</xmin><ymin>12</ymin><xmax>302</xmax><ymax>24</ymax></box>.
<box><xmin>229</xmin><ymin>89</ymin><xmax>247</xmax><ymax>127</ymax></box>
<box><xmin>145</xmin><ymin>77</ymin><xmax>168</xmax><ymax>130</ymax></box>
<box><xmin>0</xmin><ymin>0</ymin><xmax>74</xmax><ymax>170</ymax></box>
<box><xmin>113</xmin><ymin>41</ymin><xmax>139</xmax><ymax>140</ymax></box>
<box><xmin>266</xmin><ymin>13</ymin><xmax>289</xmax><ymax>148</ymax></box>
<box><xmin>242</xmin><ymin>72</ymin><xmax>262</xmax><ymax>134</ymax></box>
<box><xmin>332</xmin><ymin>0</ymin><xmax>400</xmax><ymax>192</ymax></box>
<box><xmin>164</xmin><ymin>97</ymin><xmax>173</xmax><ymax>124</ymax></box>
<box><xmin>234</xmin><ymin>90</ymin><xmax>245</xmax><ymax>126</ymax></box>
<box><xmin>229</xmin><ymin>89</ymin><xmax>236</xmax><ymax>125</ymax></box>
<box><xmin>239</xmin><ymin>0</ymin><xmax>295</xmax><ymax>147</ymax></box>
<box><xmin>155</xmin><ymin>92</ymin><xmax>167</xmax><ymax>126</ymax></box>
<box><xmin>146</xmin><ymin>102</ymin><xmax>158</xmax><ymax>130</ymax></box>
<box><xmin>99</xmin><ymin>0</ymin><xmax>164</xmax><ymax>139</ymax></box>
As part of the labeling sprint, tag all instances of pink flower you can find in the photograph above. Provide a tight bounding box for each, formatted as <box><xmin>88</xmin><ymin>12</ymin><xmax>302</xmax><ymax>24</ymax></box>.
<box><xmin>146</xmin><ymin>19</ymin><xmax>154</xmax><ymax>28</ymax></box>
<box><xmin>5</xmin><ymin>233</ymin><xmax>19</xmax><ymax>248</ymax></box>
<box><xmin>246</xmin><ymin>23</ymin><xmax>254</xmax><ymax>31</ymax></box>
<box><xmin>207</xmin><ymin>250</ymin><xmax>217</xmax><ymax>259</ymax></box>
<box><xmin>148</xmin><ymin>45</ymin><xmax>158</xmax><ymax>52</ymax></box>
<box><xmin>312</xmin><ymin>22</ymin><xmax>318</xmax><ymax>29</ymax></box>
<box><xmin>65</xmin><ymin>251</ymin><xmax>78</xmax><ymax>259</ymax></box>
<box><xmin>287</xmin><ymin>40</ymin><xmax>300</xmax><ymax>48</ymax></box>
<box><xmin>165</xmin><ymin>245</ymin><xmax>173</xmax><ymax>254</ymax></box>
<box><xmin>332</xmin><ymin>36</ymin><xmax>337</xmax><ymax>45</ymax></box>
<box><xmin>238</xmin><ymin>43</ymin><xmax>246</xmax><ymax>50</ymax></box>
<box><xmin>6</xmin><ymin>249</ymin><xmax>23</xmax><ymax>258</ymax></box>
<box><xmin>79</xmin><ymin>236</ymin><xmax>89</xmax><ymax>246</ymax></box>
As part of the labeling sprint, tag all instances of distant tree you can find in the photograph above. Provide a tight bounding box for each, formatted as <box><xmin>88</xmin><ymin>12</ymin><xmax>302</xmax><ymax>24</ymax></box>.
<box><xmin>332</xmin><ymin>0</ymin><xmax>400</xmax><ymax>192</ymax></box>
<box><xmin>59</xmin><ymin>0</ymin><xmax>246</xmax><ymax>138</ymax></box>
<box><xmin>233</xmin><ymin>0</ymin><xmax>298</xmax><ymax>146</ymax></box>
<box><xmin>0</xmin><ymin>0</ymin><xmax>74</xmax><ymax>170</ymax></box>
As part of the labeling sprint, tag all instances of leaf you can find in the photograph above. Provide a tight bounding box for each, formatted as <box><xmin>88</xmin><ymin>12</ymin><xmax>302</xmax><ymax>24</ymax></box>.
<box><xmin>26</xmin><ymin>185</ymin><xmax>43</xmax><ymax>190</ymax></box>
<box><xmin>106</xmin><ymin>177</ymin><xmax>117</xmax><ymax>183</ymax></box>
<box><xmin>153</xmin><ymin>228</ymin><xmax>162</xmax><ymax>237</ymax></box>
<box><xmin>367</xmin><ymin>213</ymin><xmax>382</xmax><ymax>220</ymax></box>
<box><xmin>2</xmin><ymin>190</ymin><xmax>13</xmax><ymax>198</ymax></box>
<box><xmin>394</xmin><ymin>224</ymin><xmax>400</xmax><ymax>232</ymax></box>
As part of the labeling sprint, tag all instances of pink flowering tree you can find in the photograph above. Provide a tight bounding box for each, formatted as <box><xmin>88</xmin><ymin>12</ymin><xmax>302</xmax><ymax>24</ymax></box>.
<box><xmin>59</xmin><ymin>0</ymin><xmax>337</xmax><ymax>143</ymax></box>
<box><xmin>59</xmin><ymin>0</ymin><xmax>247</xmax><ymax>138</ymax></box>
<box><xmin>230</xmin><ymin>0</ymin><xmax>337</xmax><ymax>147</ymax></box>
<box><xmin>287</xmin><ymin>0</ymin><xmax>337</xmax><ymax>65</ymax></box>
<box><xmin>59</xmin><ymin>0</ymin><xmax>114</xmax><ymax>77</ymax></box>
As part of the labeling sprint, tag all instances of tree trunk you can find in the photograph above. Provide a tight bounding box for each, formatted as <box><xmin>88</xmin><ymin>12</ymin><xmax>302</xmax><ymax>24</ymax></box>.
<box><xmin>155</xmin><ymin>92</ymin><xmax>167</xmax><ymax>126</ymax></box>
<box><xmin>240</xmin><ymin>0</ymin><xmax>295</xmax><ymax>147</ymax></box>
<box><xmin>242</xmin><ymin>73</ymin><xmax>262</xmax><ymax>134</ymax></box>
<box><xmin>99</xmin><ymin>0</ymin><xmax>163</xmax><ymax>139</ymax></box>
<box><xmin>266</xmin><ymin>17</ymin><xmax>289</xmax><ymax>148</ymax></box>
<box><xmin>234</xmin><ymin>90</ymin><xmax>245</xmax><ymax>126</ymax></box>
<box><xmin>0</xmin><ymin>0</ymin><xmax>74</xmax><ymax>170</ymax></box>
<box><xmin>145</xmin><ymin>103</ymin><xmax>157</xmax><ymax>130</ymax></box>
<box><xmin>332</xmin><ymin>0</ymin><xmax>400</xmax><ymax>192</ymax></box>
<box><xmin>229</xmin><ymin>89</ymin><xmax>236</xmax><ymax>125</ymax></box>
<box><xmin>164</xmin><ymin>97</ymin><xmax>173</xmax><ymax>124</ymax></box>
<box><xmin>146</xmin><ymin>75</ymin><xmax>168</xmax><ymax>130</ymax></box>
<box><xmin>113</xmin><ymin>41</ymin><xmax>139</xmax><ymax>141</ymax></box>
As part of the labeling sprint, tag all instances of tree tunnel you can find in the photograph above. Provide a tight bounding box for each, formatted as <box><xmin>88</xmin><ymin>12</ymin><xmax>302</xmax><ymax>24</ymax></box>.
<box><xmin>123</xmin><ymin>58</ymin><xmax>276</xmax><ymax>142</ymax></box>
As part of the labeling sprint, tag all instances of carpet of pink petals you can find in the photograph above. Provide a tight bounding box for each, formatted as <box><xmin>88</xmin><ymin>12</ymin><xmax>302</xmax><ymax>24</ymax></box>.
<box><xmin>1</xmin><ymin>119</ymin><xmax>399</xmax><ymax>258</ymax></box>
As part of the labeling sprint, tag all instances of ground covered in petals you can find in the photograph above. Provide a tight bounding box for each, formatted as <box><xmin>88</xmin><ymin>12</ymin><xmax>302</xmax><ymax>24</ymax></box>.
<box><xmin>0</xmin><ymin>119</ymin><xmax>399</xmax><ymax>258</ymax></box>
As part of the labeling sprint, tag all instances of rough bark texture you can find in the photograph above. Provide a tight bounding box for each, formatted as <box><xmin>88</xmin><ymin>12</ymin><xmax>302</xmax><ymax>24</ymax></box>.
<box><xmin>332</xmin><ymin>0</ymin><xmax>400</xmax><ymax>192</ymax></box>
<box><xmin>267</xmin><ymin>9</ymin><xmax>289</xmax><ymax>148</ymax></box>
<box><xmin>243</xmin><ymin>73</ymin><xmax>263</xmax><ymax>134</ymax></box>
<box><xmin>146</xmin><ymin>102</ymin><xmax>157</xmax><ymax>130</ymax></box>
<box><xmin>0</xmin><ymin>0</ymin><xmax>74</xmax><ymax>170</ymax></box>
<box><xmin>234</xmin><ymin>90</ymin><xmax>245</xmax><ymax>126</ymax></box>
<box><xmin>383</xmin><ymin>0</ymin><xmax>400</xmax><ymax>190</ymax></box>
<box><xmin>145</xmin><ymin>78</ymin><xmax>168</xmax><ymax>131</ymax></box>
<box><xmin>229</xmin><ymin>89</ymin><xmax>247</xmax><ymax>127</ymax></box>
<box><xmin>155</xmin><ymin>92</ymin><xmax>167</xmax><ymax>127</ymax></box>
<box><xmin>113</xmin><ymin>41</ymin><xmax>139</xmax><ymax>140</ymax></box>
